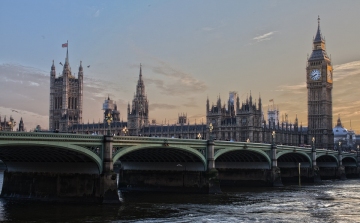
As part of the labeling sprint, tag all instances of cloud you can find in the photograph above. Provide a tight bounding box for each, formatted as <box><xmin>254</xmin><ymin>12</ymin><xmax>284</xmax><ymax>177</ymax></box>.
<box><xmin>276</xmin><ymin>82</ymin><xmax>306</xmax><ymax>94</ymax></box>
<box><xmin>94</xmin><ymin>9</ymin><xmax>100</xmax><ymax>17</ymax></box>
<box><xmin>146</xmin><ymin>61</ymin><xmax>207</xmax><ymax>96</ymax></box>
<box><xmin>28</xmin><ymin>81</ymin><xmax>39</xmax><ymax>86</ymax></box>
<box><xmin>253</xmin><ymin>31</ymin><xmax>276</xmax><ymax>42</ymax></box>
<box><xmin>183</xmin><ymin>97</ymin><xmax>199</xmax><ymax>108</ymax></box>
<box><xmin>150</xmin><ymin>103</ymin><xmax>178</xmax><ymax>111</ymax></box>
<box><xmin>333</xmin><ymin>60</ymin><xmax>360</xmax><ymax>81</ymax></box>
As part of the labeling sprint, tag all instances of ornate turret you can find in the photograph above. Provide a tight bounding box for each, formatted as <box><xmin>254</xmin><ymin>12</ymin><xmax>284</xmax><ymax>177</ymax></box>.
<box><xmin>51</xmin><ymin>60</ymin><xmax>56</xmax><ymax>74</ymax></box>
<box><xmin>79</xmin><ymin>61</ymin><xmax>83</xmax><ymax>72</ymax></box>
<box><xmin>309</xmin><ymin>16</ymin><xmax>329</xmax><ymax>61</ymax></box>
<box><xmin>128</xmin><ymin>64</ymin><xmax>149</xmax><ymax>135</ymax></box>
<box><xmin>314</xmin><ymin>16</ymin><xmax>325</xmax><ymax>43</ymax></box>
<box><xmin>258</xmin><ymin>94</ymin><xmax>262</xmax><ymax>112</ymax></box>
<box><xmin>18</xmin><ymin>117</ymin><xmax>24</xmax><ymax>132</ymax></box>
<box><xmin>206</xmin><ymin>97</ymin><xmax>210</xmax><ymax>112</ymax></box>
<box><xmin>49</xmin><ymin>41</ymin><xmax>83</xmax><ymax>131</ymax></box>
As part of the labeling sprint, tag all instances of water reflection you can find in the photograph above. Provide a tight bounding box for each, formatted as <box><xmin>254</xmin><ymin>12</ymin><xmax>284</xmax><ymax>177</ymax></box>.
<box><xmin>0</xmin><ymin>179</ymin><xmax>359</xmax><ymax>222</ymax></box>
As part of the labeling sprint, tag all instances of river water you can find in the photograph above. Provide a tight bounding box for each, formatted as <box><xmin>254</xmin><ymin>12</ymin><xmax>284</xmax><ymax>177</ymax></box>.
<box><xmin>0</xmin><ymin>178</ymin><xmax>359</xmax><ymax>222</ymax></box>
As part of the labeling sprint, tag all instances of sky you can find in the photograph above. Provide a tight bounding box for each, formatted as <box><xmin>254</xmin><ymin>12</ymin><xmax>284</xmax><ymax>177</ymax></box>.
<box><xmin>1</xmin><ymin>0</ymin><xmax>360</xmax><ymax>133</ymax></box>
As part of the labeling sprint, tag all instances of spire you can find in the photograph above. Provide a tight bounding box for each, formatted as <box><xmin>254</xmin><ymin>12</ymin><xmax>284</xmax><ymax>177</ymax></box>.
<box><xmin>139</xmin><ymin>63</ymin><xmax>142</xmax><ymax>77</ymax></box>
<box><xmin>66</xmin><ymin>40</ymin><xmax>69</xmax><ymax>64</ymax></box>
<box><xmin>51</xmin><ymin>60</ymin><xmax>55</xmax><ymax>70</ymax></box>
<box><xmin>79</xmin><ymin>61</ymin><xmax>83</xmax><ymax>71</ymax></box>
<box><xmin>249</xmin><ymin>91</ymin><xmax>252</xmax><ymax>105</ymax></box>
<box><xmin>336</xmin><ymin>114</ymin><xmax>342</xmax><ymax>127</ymax></box>
<box><xmin>314</xmin><ymin>16</ymin><xmax>324</xmax><ymax>43</ymax></box>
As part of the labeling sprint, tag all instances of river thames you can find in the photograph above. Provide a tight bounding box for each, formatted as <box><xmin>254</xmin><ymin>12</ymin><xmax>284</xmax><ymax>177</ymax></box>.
<box><xmin>0</xmin><ymin>179</ymin><xmax>359</xmax><ymax>222</ymax></box>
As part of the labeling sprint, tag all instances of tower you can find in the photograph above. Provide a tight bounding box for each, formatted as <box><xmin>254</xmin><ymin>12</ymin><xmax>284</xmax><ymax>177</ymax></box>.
<box><xmin>103</xmin><ymin>96</ymin><xmax>120</xmax><ymax>122</ymax></box>
<box><xmin>18</xmin><ymin>117</ymin><xmax>24</xmax><ymax>132</ymax></box>
<box><xmin>49</xmin><ymin>42</ymin><xmax>83</xmax><ymax>132</ymax></box>
<box><xmin>306</xmin><ymin>17</ymin><xmax>334</xmax><ymax>149</ymax></box>
<box><xmin>127</xmin><ymin>64</ymin><xmax>149</xmax><ymax>135</ymax></box>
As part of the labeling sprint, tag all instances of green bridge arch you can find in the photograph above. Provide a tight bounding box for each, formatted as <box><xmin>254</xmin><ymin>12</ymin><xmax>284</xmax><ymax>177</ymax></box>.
<box><xmin>276</xmin><ymin>150</ymin><xmax>312</xmax><ymax>165</ymax></box>
<box><xmin>214</xmin><ymin>147</ymin><xmax>271</xmax><ymax>167</ymax></box>
<box><xmin>0</xmin><ymin>141</ymin><xmax>102</xmax><ymax>173</ymax></box>
<box><xmin>113</xmin><ymin>144</ymin><xmax>207</xmax><ymax>167</ymax></box>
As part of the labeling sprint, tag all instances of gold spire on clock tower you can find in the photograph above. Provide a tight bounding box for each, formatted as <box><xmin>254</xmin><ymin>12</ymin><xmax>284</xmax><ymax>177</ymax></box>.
<box><xmin>306</xmin><ymin>16</ymin><xmax>334</xmax><ymax>150</ymax></box>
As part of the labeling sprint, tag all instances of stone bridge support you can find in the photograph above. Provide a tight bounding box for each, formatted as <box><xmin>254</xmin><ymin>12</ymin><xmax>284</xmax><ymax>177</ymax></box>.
<box><xmin>311</xmin><ymin>147</ymin><xmax>321</xmax><ymax>183</ymax></box>
<box><xmin>101</xmin><ymin>135</ymin><xmax>120</xmax><ymax>203</ymax></box>
<box><xmin>206</xmin><ymin>140</ymin><xmax>221</xmax><ymax>194</ymax></box>
<box><xmin>338</xmin><ymin>150</ymin><xmax>346</xmax><ymax>180</ymax></box>
<box><xmin>270</xmin><ymin>144</ymin><xmax>282</xmax><ymax>186</ymax></box>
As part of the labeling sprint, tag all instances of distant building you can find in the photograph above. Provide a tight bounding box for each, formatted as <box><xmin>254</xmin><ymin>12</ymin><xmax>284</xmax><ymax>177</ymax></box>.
<box><xmin>69</xmin><ymin>96</ymin><xmax>126</xmax><ymax>135</ymax></box>
<box><xmin>0</xmin><ymin>116</ymin><xmax>24</xmax><ymax>132</ymax></box>
<box><xmin>206</xmin><ymin>92</ymin><xmax>307</xmax><ymax>144</ymax></box>
<box><xmin>49</xmin><ymin>45</ymin><xmax>83</xmax><ymax>132</ymax></box>
<box><xmin>333</xmin><ymin>116</ymin><xmax>357</xmax><ymax>151</ymax></box>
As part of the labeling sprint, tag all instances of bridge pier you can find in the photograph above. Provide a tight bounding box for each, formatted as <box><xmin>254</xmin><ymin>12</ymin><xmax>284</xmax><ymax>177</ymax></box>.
<box><xmin>338</xmin><ymin>150</ymin><xmax>346</xmax><ymax>180</ymax></box>
<box><xmin>311</xmin><ymin>147</ymin><xmax>321</xmax><ymax>183</ymax></box>
<box><xmin>205</xmin><ymin>140</ymin><xmax>221</xmax><ymax>194</ymax></box>
<box><xmin>269</xmin><ymin>144</ymin><xmax>282</xmax><ymax>186</ymax></box>
<box><xmin>101</xmin><ymin>135</ymin><xmax>120</xmax><ymax>203</ymax></box>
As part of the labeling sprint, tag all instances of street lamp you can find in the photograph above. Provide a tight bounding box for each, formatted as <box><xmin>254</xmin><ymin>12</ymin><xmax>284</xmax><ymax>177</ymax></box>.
<box><xmin>312</xmin><ymin>137</ymin><xmax>315</xmax><ymax>152</ymax></box>
<box><xmin>197</xmin><ymin>133</ymin><xmax>201</xmax><ymax>140</ymax></box>
<box><xmin>339</xmin><ymin>141</ymin><xmax>342</xmax><ymax>152</ymax></box>
<box><xmin>246</xmin><ymin>138</ymin><xmax>250</xmax><ymax>143</ymax></box>
<box><xmin>208</xmin><ymin>123</ymin><xmax>213</xmax><ymax>140</ymax></box>
<box><xmin>105</xmin><ymin>113</ymin><xmax>113</xmax><ymax>136</ymax></box>
<box><xmin>122</xmin><ymin>126</ymin><xmax>128</xmax><ymax>136</ymax></box>
<box><xmin>271</xmin><ymin>131</ymin><xmax>276</xmax><ymax>145</ymax></box>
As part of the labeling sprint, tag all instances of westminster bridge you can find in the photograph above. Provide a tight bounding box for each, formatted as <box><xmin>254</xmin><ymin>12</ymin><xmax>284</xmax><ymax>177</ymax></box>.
<box><xmin>0</xmin><ymin>132</ymin><xmax>358</xmax><ymax>202</ymax></box>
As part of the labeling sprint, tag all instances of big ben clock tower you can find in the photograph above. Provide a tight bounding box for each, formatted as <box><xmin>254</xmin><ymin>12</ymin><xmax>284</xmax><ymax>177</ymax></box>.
<box><xmin>306</xmin><ymin>17</ymin><xmax>334</xmax><ymax>149</ymax></box>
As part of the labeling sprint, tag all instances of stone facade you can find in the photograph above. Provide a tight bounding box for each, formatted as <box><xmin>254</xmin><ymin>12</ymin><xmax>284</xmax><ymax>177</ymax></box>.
<box><xmin>49</xmin><ymin>45</ymin><xmax>83</xmax><ymax>132</ymax></box>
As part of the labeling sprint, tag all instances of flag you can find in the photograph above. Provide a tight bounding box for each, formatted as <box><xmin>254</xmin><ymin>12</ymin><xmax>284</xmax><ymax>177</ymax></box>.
<box><xmin>269</xmin><ymin>99</ymin><xmax>274</xmax><ymax>102</ymax></box>
<box><xmin>62</xmin><ymin>43</ymin><xmax>68</xmax><ymax>48</ymax></box>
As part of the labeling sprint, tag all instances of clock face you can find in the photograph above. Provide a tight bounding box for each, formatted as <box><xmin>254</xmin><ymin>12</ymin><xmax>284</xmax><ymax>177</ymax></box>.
<box><xmin>310</xmin><ymin>69</ymin><xmax>321</xmax><ymax>80</ymax></box>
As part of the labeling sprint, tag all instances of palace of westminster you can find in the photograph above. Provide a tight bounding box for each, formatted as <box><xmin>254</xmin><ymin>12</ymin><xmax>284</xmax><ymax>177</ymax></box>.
<box><xmin>2</xmin><ymin>19</ymin><xmax>358</xmax><ymax>150</ymax></box>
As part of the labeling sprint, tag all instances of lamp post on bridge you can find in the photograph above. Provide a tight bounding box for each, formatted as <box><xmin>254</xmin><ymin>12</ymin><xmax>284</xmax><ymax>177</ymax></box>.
<box><xmin>271</xmin><ymin>131</ymin><xmax>276</xmax><ymax>146</ymax></box>
<box><xmin>208</xmin><ymin>123</ymin><xmax>213</xmax><ymax>140</ymax></box>
<box><xmin>197</xmin><ymin>133</ymin><xmax>201</xmax><ymax>140</ymax></box>
<box><xmin>122</xmin><ymin>126</ymin><xmax>128</xmax><ymax>136</ymax></box>
<box><xmin>271</xmin><ymin>131</ymin><xmax>277</xmax><ymax>167</ymax></box>
<box><xmin>105</xmin><ymin>113</ymin><xmax>113</xmax><ymax>136</ymax></box>
<box><xmin>312</xmin><ymin>137</ymin><xmax>316</xmax><ymax>152</ymax></box>
<box><xmin>270</xmin><ymin>130</ymin><xmax>282</xmax><ymax>186</ymax></box>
